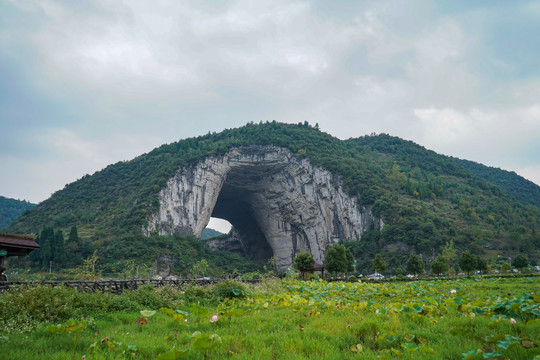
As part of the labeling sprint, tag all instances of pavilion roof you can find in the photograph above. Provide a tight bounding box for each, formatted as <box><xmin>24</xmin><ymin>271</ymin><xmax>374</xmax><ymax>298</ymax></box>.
<box><xmin>0</xmin><ymin>233</ymin><xmax>40</xmax><ymax>249</ymax></box>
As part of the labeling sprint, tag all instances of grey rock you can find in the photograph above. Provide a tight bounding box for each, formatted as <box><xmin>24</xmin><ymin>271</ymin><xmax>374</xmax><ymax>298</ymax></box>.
<box><xmin>144</xmin><ymin>146</ymin><xmax>381</xmax><ymax>270</ymax></box>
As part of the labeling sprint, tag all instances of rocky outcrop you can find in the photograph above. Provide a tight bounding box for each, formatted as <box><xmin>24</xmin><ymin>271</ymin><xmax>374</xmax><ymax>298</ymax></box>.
<box><xmin>144</xmin><ymin>146</ymin><xmax>381</xmax><ymax>270</ymax></box>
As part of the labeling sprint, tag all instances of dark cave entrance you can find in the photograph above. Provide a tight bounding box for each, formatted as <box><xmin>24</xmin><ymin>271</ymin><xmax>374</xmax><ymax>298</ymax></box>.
<box><xmin>209</xmin><ymin>167</ymin><xmax>275</xmax><ymax>263</ymax></box>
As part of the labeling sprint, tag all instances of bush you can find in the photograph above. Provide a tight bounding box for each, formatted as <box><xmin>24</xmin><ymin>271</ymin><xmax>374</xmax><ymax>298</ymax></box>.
<box><xmin>183</xmin><ymin>284</ymin><xmax>215</xmax><ymax>304</ymax></box>
<box><xmin>0</xmin><ymin>283</ymin><xmax>185</xmax><ymax>333</ymax></box>
<box><xmin>212</xmin><ymin>280</ymin><xmax>247</xmax><ymax>300</ymax></box>
<box><xmin>122</xmin><ymin>284</ymin><xmax>180</xmax><ymax>309</ymax></box>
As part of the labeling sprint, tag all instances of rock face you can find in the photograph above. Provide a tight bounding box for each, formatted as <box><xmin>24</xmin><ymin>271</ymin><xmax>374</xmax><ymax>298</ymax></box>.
<box><xmin>144</xmin><ymin>146</ymin><xmax>380</xmax><ymax>270</ymax></box>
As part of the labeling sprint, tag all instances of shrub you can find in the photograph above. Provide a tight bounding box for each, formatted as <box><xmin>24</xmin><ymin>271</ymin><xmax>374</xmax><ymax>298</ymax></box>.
<box><xmin>183</xmin><ymin>284</ymin><xmax>215</xmax><ymax>304</ymax></box>
<box><xmin>212</xmin><ymin>280</ymin><xmax>247</xmax><ymax>300</ymax></box>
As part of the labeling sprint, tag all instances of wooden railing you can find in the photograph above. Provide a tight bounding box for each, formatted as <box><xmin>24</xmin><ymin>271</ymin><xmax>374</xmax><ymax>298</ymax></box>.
<box><xmin>0</xmin><ymin>278</ymin><xmax>261</xmax><ymax>294</ymax></box>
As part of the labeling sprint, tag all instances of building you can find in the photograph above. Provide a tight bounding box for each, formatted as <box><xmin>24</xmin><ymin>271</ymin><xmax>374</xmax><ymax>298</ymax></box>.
<box><xmin>0</xmin><ymin>233</ymin><xmax>40</xmax><ymax>266</ymax></box>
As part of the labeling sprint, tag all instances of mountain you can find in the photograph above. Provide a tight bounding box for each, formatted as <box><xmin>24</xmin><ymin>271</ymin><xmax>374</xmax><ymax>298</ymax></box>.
<box><xmin>6</xmin><ymin>122</ymin><xmax>540</xmax><ymax>274</ymax></box>
<box><xmin>201</xmin><ymin>228</ymin><xmax>224</xmax><ymax>239</ymax></box>
<box><xmin>0</xmin><ymin>196</ymin><xmax>35</xmax><ymax>230</ymax></box>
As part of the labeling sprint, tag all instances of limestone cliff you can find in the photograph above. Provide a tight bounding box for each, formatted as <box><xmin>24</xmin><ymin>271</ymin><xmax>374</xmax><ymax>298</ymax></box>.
<box><xmin>144</xmin><ymin>146</ymin><xmax>380</xmax><ymax>269</ymax></box>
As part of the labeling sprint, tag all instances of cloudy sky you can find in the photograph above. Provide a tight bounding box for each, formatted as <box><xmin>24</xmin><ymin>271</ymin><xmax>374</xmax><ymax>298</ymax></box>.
<box><xmin>2</xmin><ymin>0</ymin><xmax>540</xmax><ymax>206</ymax></box>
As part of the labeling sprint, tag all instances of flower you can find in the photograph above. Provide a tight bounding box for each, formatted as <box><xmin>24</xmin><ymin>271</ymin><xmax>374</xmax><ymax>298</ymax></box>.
<box><xmin>450</xmin><ymin>289</ymin><xmax>457</xmax><ymax>294</ymax></box>
<box><xmin>210</xmin><ymin>315</ymin><xmax>219</xmax><ymax>323</ymax></box>
<box><xmin>174</xmin><ymin>333</ymin><xmax>178</xmax><ymax>339</ymax></box>
<box><xmin>510</xmin><ymin>318</ymin><xmax>516</xmax><ymax>324</ymax></box>
<box><xmin>137</xmin><ymin>317</ymin><xmax>149</xmax><ymax>325</ymax></box>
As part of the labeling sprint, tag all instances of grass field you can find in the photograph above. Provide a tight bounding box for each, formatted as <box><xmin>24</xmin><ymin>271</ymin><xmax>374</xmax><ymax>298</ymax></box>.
<box><xmin>1</xmin><ymin>277</ymin><xmax>539</xmax><ymax>359</ymax></box>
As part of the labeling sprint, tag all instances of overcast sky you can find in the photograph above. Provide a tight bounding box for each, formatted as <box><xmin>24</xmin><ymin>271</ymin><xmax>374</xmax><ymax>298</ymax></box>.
<box><xmin>2</xmin><ymin>0</ymin><xmax>540</xmax><ymax>209</ymax></box>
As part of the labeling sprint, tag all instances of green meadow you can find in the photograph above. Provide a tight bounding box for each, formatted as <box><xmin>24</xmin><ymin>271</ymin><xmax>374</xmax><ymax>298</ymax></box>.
<box><xmin>1</xmin><ymin>277</ymin><xmax>539</xmax><ymax>359</ymax></box>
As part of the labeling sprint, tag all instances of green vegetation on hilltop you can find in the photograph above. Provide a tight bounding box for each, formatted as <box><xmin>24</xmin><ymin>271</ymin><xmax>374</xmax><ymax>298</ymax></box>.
<box><xmin>5</xmin><ymin>121</ymin><xmax>540</xmax><ymax>274</ymax></box>
<box><xmin>0</xmin><ymin>196</ymin><xmax>35</xmax><ymax>230</ymax></box>
<box><xmin>453</xmin><ymin>157</ymin><xmax>540</xmax><ymax>209</ymax></box>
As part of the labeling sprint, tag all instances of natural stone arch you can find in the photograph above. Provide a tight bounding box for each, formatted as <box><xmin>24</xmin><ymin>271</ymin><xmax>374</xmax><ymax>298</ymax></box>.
<box><xmin>144</xmin><ymin>146</ymin><xmax>380</xmax><ymax>269</ymax></box>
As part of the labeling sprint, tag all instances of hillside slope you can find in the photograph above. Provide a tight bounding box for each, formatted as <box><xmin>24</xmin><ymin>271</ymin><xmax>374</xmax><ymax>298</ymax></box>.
<box><xmin>0</xmin><ymin>196</ymin><xmax>35</xmax><ymax>230</ymax></box>
<box><xmin>453</xmin><ymin>158</ymin><xmax>540</xmax><ymax>209</ymax></box>
<box><xmin>7</xmin><ymin>122</ymin><xmax>540</xmax><ymax>273</ymax></box>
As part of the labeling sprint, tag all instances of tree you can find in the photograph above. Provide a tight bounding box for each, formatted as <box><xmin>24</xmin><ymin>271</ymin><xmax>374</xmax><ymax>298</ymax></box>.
<box><xmin>406</xmin><ymin>254</ymin><xmax>424</xmax><ymax>275</ymax></box>
<box><xmin>500</xmin><ymin>262</ymin><xmax>511</xmax><ymax>274</ymax></box>
<box><xmin>39</xmin><ymin>227</ymin><xmax>54</xmax><ymax>268</ymax></box>
<box><xmin>324</xmin><ymin>243</ymin><xmax>354</xmax><ymax>275</ymax></box>
<box><xmin>68</xmin><ymin>225</ymin><xmax>80</xmax><ymax>243</ymax></box>
<box><xmin>53</xmin><ymin>229</ymin><xmax>67</xmax><ymax>267</ymax></box>
<box><xmin>458</xmin><ymin>251</ymin><xmax>477</xmax><ymax>277</ymax></box>
<box><xmin>372</xmin><ymin>253</ymin><xmax>387</xmax><ymax>274</ymax></box>
<box><xmin>191</xmin><ymin>259</ymin><xmax>209</xmax><ymax>277</ymax></box>
<box><xmin>431</xmin><ymin>255</ymin><xmax>449</xmax><ymax>276</ymax></box>
<box><xmin>441</xmin><ymin>240</ymin><xmax>457</xmax><ymax>270</ymax></box>
<box><xmin>294</xmin><ymin>252</ymin><xmax>315</xmax><ymax>279</ymax></box>
<box><xmin>75</xmin><ymin>250</ymin><xmax>101</xmax><ymax>280</ymax></box>
<box><xmin>475</xmin><ymin>255</ymin><xmax>487</xmax><ymax>274</ymax></box>
<box><xmin>512</xmin><ymin>255</ymin><xmax>528</xmax><ymax>271</ymax></box>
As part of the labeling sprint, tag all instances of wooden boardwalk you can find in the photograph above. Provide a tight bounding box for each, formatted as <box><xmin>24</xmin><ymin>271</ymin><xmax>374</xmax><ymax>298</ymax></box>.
<box><xmin>0</xmin><ymin>278</ymin><xmax>260</xmax><ymax>294</ymax></box>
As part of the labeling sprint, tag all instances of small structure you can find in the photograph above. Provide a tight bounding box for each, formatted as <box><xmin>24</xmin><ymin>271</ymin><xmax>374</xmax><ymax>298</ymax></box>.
<box><xmin>0</xmin><ymin>233</ymin><xmax>40</xmax><ymax>266</ymax></box>
<box><xmin>312</xmin><ymin>263</ymin><xmax>325</xmax><ymax>280</ymax></box>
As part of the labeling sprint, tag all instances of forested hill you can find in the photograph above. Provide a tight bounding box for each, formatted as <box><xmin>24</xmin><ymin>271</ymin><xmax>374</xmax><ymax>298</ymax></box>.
<box><xmin>6</xmin><ymin>122</ymin><xmax>540</xmax><ymax>274</ymax></box>
<box><xmin>0</xmin><ymin>196</ymin><xmax>35</xmax><ymax>230</ymax></box>
<box><xmin>452</xmin><ymin>158</ymin><xmax>540</xmax><ymax>209</ymax></box>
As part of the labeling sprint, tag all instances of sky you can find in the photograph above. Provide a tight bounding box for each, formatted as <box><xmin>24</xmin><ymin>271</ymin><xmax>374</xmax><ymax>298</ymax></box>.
<box><xmin>1</xmin><ymin>0</ymin><xmax>540</xmax><ymax>217</ymax></box>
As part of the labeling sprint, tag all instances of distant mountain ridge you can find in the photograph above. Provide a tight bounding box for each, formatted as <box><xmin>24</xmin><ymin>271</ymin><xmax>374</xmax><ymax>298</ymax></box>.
<box><xmin>201</xmin><ymin>228</ymin><xmax>224</xmax><ymax>239</ymax></box>
<box><xmin>0</xmin><ymin>196</ymin><xmax>35</xmax><ymax>230</ymax></box>
<box><xmin>5</xmin><ymin>122</ymin><xmax>539</xmax><ymax>274</ymax></box>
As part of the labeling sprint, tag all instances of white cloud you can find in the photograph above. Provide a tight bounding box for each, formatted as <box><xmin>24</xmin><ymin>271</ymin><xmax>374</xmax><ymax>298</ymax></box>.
<box><xmin>0</xmin><ymin>129</ymin><xmax>165</xmax><ymax>203</ymax></box>
<box><xmin>1</xmin><ymin>0</ymin><xmax>539</xmax><ymax>202</ymax></box>
<box><xmin>412</xmin><ymin>106</ymin><xmax>540</xmax><ymax>169</ymax></box>
<box><xmin>515</xmin><ymin>165</ymin><xmax>540</xmax><ymax>187</ymax></box>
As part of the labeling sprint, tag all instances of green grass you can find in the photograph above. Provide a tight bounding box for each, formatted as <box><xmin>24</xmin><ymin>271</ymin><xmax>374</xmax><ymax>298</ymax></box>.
<box><xmin>1</xmin><ymin>277</ymin><xmax>539</xmax><ymax>359</ymax></box>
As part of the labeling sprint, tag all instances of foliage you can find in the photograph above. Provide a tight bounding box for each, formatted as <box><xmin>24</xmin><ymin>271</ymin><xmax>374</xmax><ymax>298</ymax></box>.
<box><xmin>1</xmin><ymin>277</ymin><xmax>539</xmax><ymax>359</ymax></box>
<box><xmin>501</xmin><ymin>262</ymin><xmax>512</xmax><ymax>274</ymax></box>
<box><xmin>459</xmin><ymin>251</ymin><xmax>478</xmax><ymax>276</ymax></box>
<box><xmin>454</xmin><ymin>157</ymin><xmax>540</xmax><ymax>209</ymax></box>
<box><xmin>431</xmin><ymin>255</ymin><xmax>449</xmax><ymax>275</ymax></box>
<box><xmin>75</xmin><ymin>250</ymin><xmax>101</xmax><ymax>280</ymax></box>
<box><xmin>0</xmin><ymin>196</ymin><xmax>35</xmax><ymax>230</ymax></box>
<box><xmin>212</xmin><ymin>280</ymin><xmax>247</xmax><ymax>300</ymax></box>
<box><xmin>201</xmin><ymin>228</ymin><xmax>224</xmax><ymax>239</ymax></box>
<box><xmin>406</xmin><ymin>254</ymin><xmax>424</xmax><ymax>275</ymax></box>
<box><xmin>512</xmin><ymin>255</ymin><xmax>529</xmax><ymax>270</ymax></box>
<box><xmin>53</xmin><ymin>229</ymin><xmax>67</xmax><ymax>266</ymax></box>
<box><xmin>323</xmin><ymin>243</ymin><xmax>354</xmax><ymax>275</ymax></box>
<box><xmin>191</xmin><ymin>259</ymin><xmax>209</xmax><ymax>277</ymax></box>
<box><xmin>67</xmin><ymin>225</ymin><xmax>79</xmax><ymax>244</ymax></box>
<box><xmin>372</xmin><ymin>253</ymin><xmax>387</xmax><ymax>274</ymax></box>
<box><xmin>294</xmin><ymin>251</ymin><xmax>315</xmax><ymax>279</ymax></box>
<box><xmin>475</xmin><ymin>255</ymin><xmax>487</xmax><ymax>273</ymax></box>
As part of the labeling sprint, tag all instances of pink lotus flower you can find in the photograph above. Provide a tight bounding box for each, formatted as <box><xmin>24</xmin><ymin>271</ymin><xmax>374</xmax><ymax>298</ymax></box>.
<box><xmin>510</xmin><ymin>318</ymin><xmax>516</xmax><ymax>324</ymax></box>
<box><xmin>210</xmin><ymin>315</ymin><xmax>219</xmax><ymax>323</ymax></box>
<box><xmin>450</xmin><ymin>289</ymin><xmax>457</xmax><ymax>294</ymax></box>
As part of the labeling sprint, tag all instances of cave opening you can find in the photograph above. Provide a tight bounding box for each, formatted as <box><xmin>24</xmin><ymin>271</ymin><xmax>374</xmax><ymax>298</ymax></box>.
<box><xmin>207</xmin><ymin>217</ymin><xmax>232</xmax><ymax>234</ymax></box>
<box><xmin>209</xmin><ymin>165</ymin><xmax>276</xmax><ymax>263</ymax></box>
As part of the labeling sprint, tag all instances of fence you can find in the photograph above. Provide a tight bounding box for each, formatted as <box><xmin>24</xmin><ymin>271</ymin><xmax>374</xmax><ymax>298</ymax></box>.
<box><xmin>0</xmin><ymin>278</ymin><xmax>261</xmax><ymax>294</ymax></box>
